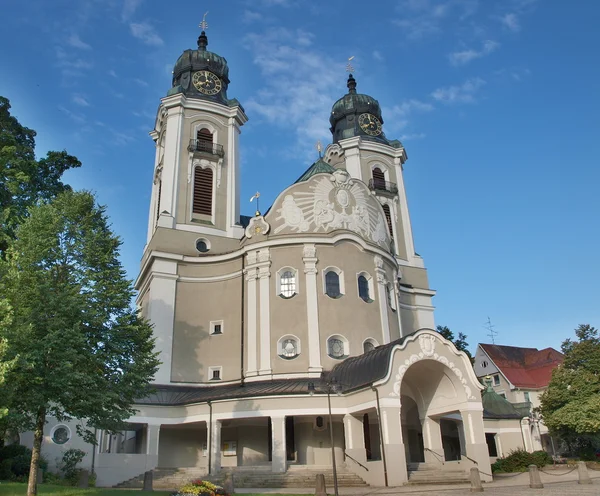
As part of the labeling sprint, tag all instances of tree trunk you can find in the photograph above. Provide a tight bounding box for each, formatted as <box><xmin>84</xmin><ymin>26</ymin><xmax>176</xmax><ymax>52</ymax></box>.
<box><xmin>27</xmin><ymin>407</ymin><xmax>46</xmax><ymax>496</ymax></box>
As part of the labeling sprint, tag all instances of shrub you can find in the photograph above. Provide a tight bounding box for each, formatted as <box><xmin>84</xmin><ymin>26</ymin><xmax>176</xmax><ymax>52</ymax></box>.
<box><xmin>60</xmin><ymin>448</ymin><xmax>86</xmax><ymax>480</ymax></box>
<box><xmin>176</xmin><ymin>479</ymin><xmax>226</xmax><ymax>496</ymax></box>
<box><xmin>492</xmin><ymin>448</ymin><xmax>552</xmax><ymax>473</ymax></box>
<box><xmin>0</xmin><ymin>445</ymin><xmax>48</xmax><ymax>479</ymax></box>
<box><xmin>0</xmin><ymin>444</ymin><xmax>30</xmax><ymax>461</ymax></box>
<box><xmin>0</xmin><ymin>459</ymin><xmax>13</xmax><ymax>480</ymax></box>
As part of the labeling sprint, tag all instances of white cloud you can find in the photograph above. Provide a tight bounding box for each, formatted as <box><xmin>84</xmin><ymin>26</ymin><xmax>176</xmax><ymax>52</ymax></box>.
<box><xmin>72</xmin><ymin>94</ymin><xmax>90</xmax><ymax>107</ymax></box>
<box><xmin>122</xmin><ymin>0</ymin><xmax>143</xmax><ymax>21</ymax></box>
<box><xmin>108</xmin><ymin>69</ymin><xmax>117</xmax><ymax>78</ymax></box>
<box><xmin>400</xmin><ymin>132</ymin><xmax>426</xmax><ymax>141</ymax></box>
<box><xmin>373</xmin><ymin>50</ymin><xmax>384</xmax><ymax>61</ymax></box>
<box><xmin>67</xmin><ymin>34</ymin><xmax>91</xmax><ymax>50</ymax></box>
<box><xmin>242</xmin><ymin>10</ymin><xmax>263</xmax><ymax>23</ymax></box>
<box><xmin>130</xmin><ymin>22</ymin><xmax>163</xmax><ymax>46</ymax></box>
<box><xmin>501</xmin><ymin>13</ymin><xmax>520</xmax><ymax>32</ymax></box>
<box><xmin>133</xmin><ymin>78</ymin><xmax>149</xmax><ymax>87</ymax></box>
<box><xmin>449</xmin><ymin>40</ymin><xmax>499</xmax><ymax>66</ymax></box>
<box><xmin>384</xmin><ymin>99</ymin><xmax>434</xmax><ymax>134</ymax></box>
<box><xmin>243</xmin><ymin>28</ymin><xmax>343</xmax><ymax>149</ymax></box>
<box><xmin>58</xmin><ymin>105</ymin><xmax>86</xmax><ymax>124</ymax></box>
<box><xmin>431</xmin><ymin>78</ymin><xmax>486</xmax><ymax>104</ymax></box>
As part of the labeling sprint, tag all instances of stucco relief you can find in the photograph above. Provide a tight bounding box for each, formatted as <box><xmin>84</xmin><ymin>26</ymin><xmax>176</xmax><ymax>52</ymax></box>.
<box><xmin>274</xmin><ymin>170</ymin><xmax>390</xmax><ymax>248</ymax></box>
<box><xmin>244</xmin><ymin>215</ymin><xmax>270</xmax><ymax>238</ymax></box>
<box><xmin>389</xmin><ymin>336</ymin><xmax>476</xmax><ymax>400</ymax></box>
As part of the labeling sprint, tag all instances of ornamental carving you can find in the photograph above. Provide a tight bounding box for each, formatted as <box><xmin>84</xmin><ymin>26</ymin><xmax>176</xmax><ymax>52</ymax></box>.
<box><xmin>303</xmin><ymin>244</ymin><xmax>317</xmax><ymax>258</ymax></box>
<box><xmin>419</xmin><ymin>334</ymin><xmax>436</xmax><ymax>357</ymax></box>
<box><xmin>274</xmin><ymin>170</ymin><xmax>389</xmax><ymax>248</ymax></box>
<box><xmin>245</xmin><ymin>215</ymin><xmax>270</xmax><ymax>239</ymax></box>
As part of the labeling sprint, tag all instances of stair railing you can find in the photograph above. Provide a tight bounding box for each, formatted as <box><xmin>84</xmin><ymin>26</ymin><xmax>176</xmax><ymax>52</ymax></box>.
<box><xmin>423</xmin><ymin>447</ymin><xmax>445</xmax><ymax>464</ymax></box>
<box><xmin>461</xmin><ymin>453</ymin><xmax>478</xmax><ymax>465</ymax></box>
<box><xmin>344</xmin><ymin>451</ymin><xmax>369</xmax><ymax>471</ymax></box>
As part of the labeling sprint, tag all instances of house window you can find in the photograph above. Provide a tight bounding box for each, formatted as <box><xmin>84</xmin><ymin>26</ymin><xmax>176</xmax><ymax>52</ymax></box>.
<box><xmin>279</xmin><ymin>270</ymin><xmax>297</xmax><ymax>298</ymax></box>
<box><xmin>209</xmin><ymin>366</ymin><xmax>222</xmax><ymax>381</ymax></box>
<box><xmin>481</xmin><ymin>360</ymin><xmax>488</xmax><ymax>368</ymax></box>
<box><xmin>314</xmin><ymin>416</ymin><xmax>327</xmax><ymax>431</ymax></box>
<box><xmin>363</xmin><ymin>339</ymin><xmax>378</xmax><ymax>353</ymax></box>
<box><xmin>193</xmin><ymin>167</ymin><xmax>213</xmax><ymax>216</ymax></box>
<box><xmin>358</xmin><ymin>275</ymin><xmax>371</xmax><ymax>302</ymax></box>
<box><xmin>485</xmin><ymin>433</ymin><xmax>498</xmax><ymax>457</ymax></box>
<box><xmin>524</xmin><ymin>392</ymin><xmax>531</xmax><ymax>403</ymax></box>
<box><xmin>210</xmin><ymin>321</ymin><xmax>223</xmax><ymax>335</ymax></box>
<box><xmin>499</xmin><ymin>393</ymin><xmax>506</xmax><ymax>399</ymax></box>
<box><xmin>382</xmin><ymin>204</ymin><xmax>393</xmax><ymax>237</ymax></box>
<box><xmin>51</xmin><ymin>425</ymin><xmax>71</xmax><ymax>445</ymax></box>
<box><xmin>277</xmin><ymin>335</ymin><xmax>300</xmax><ymax>359</ymax></box>
<box><xmin>327</xmin><ymin>335</ymin><xmax>348</xmax><ymax>359</ymax></box>
<box><xmin>493</xmin><ymin>374</ymin><xmax>500</xmax><ymax>386</ymax></box>
<box><xmin>372</xmin><ymin>167</ymin><xmax>386</xmax><ymax>190</ymax></box>
<box><xmin>196</xmin><ymin>128</ymin><xmax>213</xmax><ymax>152</ymax></box>
<box><xmin>325</xmin><ymin>271</ymin><xmax>341</xmax><ymax>298</ymax></box>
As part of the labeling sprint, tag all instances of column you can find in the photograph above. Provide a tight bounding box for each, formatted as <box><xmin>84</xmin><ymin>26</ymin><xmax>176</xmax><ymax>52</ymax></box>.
<box><xmin>145</xmin><ymin>424</ymin><xmax>161</xmax><ymax>471</ymax></box>
<box><xmin>344</xmin><ymin>414</ymin><xmax>367</xmax><ymax>467</ymax></box>
<box><xmin>245</xmin><ymin>254</ymin><xmax>258</xmax><ymax>377</ymax></box>
<box><xmin>380</xmin><ymin>406</ymin><xmax>407</xmax><ymax>486</ymax></box>
<box><xmin>460</xmin><ymin>407</ymin><xmax>492</xmax><ymax>482</ymax></box>
<box><xmin>270</xmin><ymin>417</ymin><xmax>287</xmax><ymax>473</ymax></box>
<box><xmin>148</xmin><ymin>260</ymin><xmax>178</xmax><ymax>385</ymax></box>
<box><xmin>210</xmin><ymin>420</ymin><xmax>222</xmax><ymax>474</ymax></box>
<box><xmin>257</xmin><ymin>248</ymin><xmax>272</xmax><ymax>375</ymax></box>
<box><xmin>303</xmin><ymin>244</ymin><xmax>322</xmax><ymax>373</ymax></box>
<box><xmin>374</xmin><ymin>256</ymin><xmax>391</xmax><ymax>344</ymax></box>
<box><xmin>521</xmin><ymin>418</ymin><xmax>532</xmax><ymax>452</ymax></box>
<box><xmin>422</xmin><ymin>417</ymin><xmax>444</xmax><ymax>464</ymax></box>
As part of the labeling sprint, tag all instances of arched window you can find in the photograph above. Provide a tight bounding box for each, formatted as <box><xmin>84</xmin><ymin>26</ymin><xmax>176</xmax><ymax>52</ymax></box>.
<box><xmin>358</xmin><ymin>275</ymin><xmax>371</xmax><ymax>302</ymax></box>
<box><xmin>325</xmin><ymin>271</ymin><xmax>341</xmax><ymax>298</ymax></box>
<box><xmin>280</xmin><ymin>270</ymin><xmax>296</xmax><ymax>298</ymax></box>
<box><xmin>327</xmin><ymin>335</ymin><xmax>348</xmax><ymax>359</ymax></box>
<box><xmin>382</xmin><ymin>204</ymin><xmax>393</xmax><ymax>237</ymax></box>
<box><xmin>363</xmin><ymin>339</ymin><xmax>378</xmax><ymax>353</ymax></box>
<box><xmin>196</xmin><ymin>128</ymin><xmax>213</xmax><ymax>153</ymax></box>
<box><xmin>372</xmin><ymin>167</ymin><xmax>386</xmax><ymax>190</ymax></box>
<box><xmin>193</xmin><ymin>167</ymin><xmax>213</xmax><ymax>216</ymax></box>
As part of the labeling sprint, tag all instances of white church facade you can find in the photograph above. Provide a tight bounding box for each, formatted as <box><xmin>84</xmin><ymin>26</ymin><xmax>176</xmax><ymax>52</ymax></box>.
<box><xmin>17</xmin><ymin>26</ymin><xmax>545</xmax><ymax>488</ymax></box>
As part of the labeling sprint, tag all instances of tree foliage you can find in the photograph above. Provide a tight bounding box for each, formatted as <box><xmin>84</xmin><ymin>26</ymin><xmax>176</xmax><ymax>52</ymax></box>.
<box><xmin>0</xmin><ymin>190</ymin><xmax>160</xmax><ymax>494</ymax></box>
<box><xmin>539</xmin><ymin>324</ymin><xmax>600</xmax><ymax>444</ymax></box>
<box><xmin>0</xmin><ymin>96</ymin><xmax>81</xmax><ymax>255</ymax></box>
<box><xmin>436</xmin><ymin>325</ymin><xmax>473</xmax><ymax>360</ymax></box>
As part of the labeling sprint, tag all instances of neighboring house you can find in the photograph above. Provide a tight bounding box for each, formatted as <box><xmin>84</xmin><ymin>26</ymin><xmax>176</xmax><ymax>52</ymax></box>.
<box><xmin>473</xmin><ymin>344</ymin><xmax>564</xmax><ymax>454</ymax></box>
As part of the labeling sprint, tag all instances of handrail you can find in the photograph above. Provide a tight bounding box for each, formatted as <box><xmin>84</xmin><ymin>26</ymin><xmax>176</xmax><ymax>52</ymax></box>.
<box><xmin>344</xmin><ymin>451</ymin><xmax>369</xmax><ymax>472</ymax></box>
<box><xmin>461</xmin><ymin>453</ymin><xmax>478</xmax><ymax>465</ymax></box>
<box><xmin>423</xmin><ymin>447</ymin><xmax>445</xmax><ymax>463</ymax></box>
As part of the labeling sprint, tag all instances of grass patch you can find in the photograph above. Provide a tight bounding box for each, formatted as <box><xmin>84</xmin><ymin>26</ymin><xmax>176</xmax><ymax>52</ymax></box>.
<box><xmin>0</xmin><ymin>483</ymin><xmax>172</xmax><ymax>496</ymax></box>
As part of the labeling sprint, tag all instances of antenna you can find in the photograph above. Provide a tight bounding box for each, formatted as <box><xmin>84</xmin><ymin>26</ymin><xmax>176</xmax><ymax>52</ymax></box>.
<box><xmin>199</xmin><ymin>11</ymin><xmax>209</xmax><ymax>31</ymax></box>
<box><xmin>346</xmin><ymin>56</ymin><xmax>355</xmax><ymax>73</ymax></box>
<box><xmin>484</xmin><ymin>316</ymin><xmax>498</xmax><ymax>344</ymax></box>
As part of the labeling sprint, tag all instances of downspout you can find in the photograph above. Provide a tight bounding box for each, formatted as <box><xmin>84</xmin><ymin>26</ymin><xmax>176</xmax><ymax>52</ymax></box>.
<box><xmin>240</xmin><ymin>253</ymin><xmax>245</xmax><ymax>386</ymax></box>
<box><xmin>208</xmin><ymin>401</ymin><xmax>213</xmax><ymax>475</ymax></box>
<box><xmin>91</xmin><ymin>428</ymin><xmax>97</xmax><ymax>475</ymax></box>
<box><xmin>371</xmin><ymin>386</ymin><xmax>388</xmax><ymax>487</ymax></box>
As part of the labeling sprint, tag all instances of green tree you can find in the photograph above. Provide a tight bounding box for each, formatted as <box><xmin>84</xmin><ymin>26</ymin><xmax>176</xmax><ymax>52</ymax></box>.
<box><xmin>539</xmin><ymin>324</ymin><xmax>600</xmax><ymax>450</ymax></box>
<box><xmin>436</xmin><ymin>325</ymin><xmax>473</xmax><ymax>360</ymax></box>
<box><xmin>0</xmin><ymin>96</ymin><xmax>81</xmax><ymax>256</ymax></box>
<box><xmin>0</xmin><ymin>191</ymin><xmax>160</xmax><ymax>496</ymax></box>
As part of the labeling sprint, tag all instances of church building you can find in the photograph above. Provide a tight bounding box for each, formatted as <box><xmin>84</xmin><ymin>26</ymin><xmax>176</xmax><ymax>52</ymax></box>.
<box><xmin>19</xmin><ymin>26</ymin><xmax>539</xmax><ymax>488</ymax></box>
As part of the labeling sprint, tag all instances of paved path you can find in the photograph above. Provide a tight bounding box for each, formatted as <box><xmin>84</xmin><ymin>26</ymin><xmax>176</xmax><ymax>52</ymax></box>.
<box><xmin>237</xmin><ymin>467</ymin><xmax>600</xmax><ymax>495</ymax></box>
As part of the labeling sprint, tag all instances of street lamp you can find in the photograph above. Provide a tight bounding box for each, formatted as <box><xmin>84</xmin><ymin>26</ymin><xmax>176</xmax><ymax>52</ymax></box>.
<box><xmin>308</xmin><ymin>380</ymin><xmax>342</xmax><ymax>496</ymax></box>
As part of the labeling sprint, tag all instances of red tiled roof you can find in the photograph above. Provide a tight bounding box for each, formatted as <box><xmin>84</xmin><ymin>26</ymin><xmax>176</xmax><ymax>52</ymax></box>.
<box><xmin>480</xmin><ymin>344</ymin><xmax>563</xmax><ymax>388</ymax></box>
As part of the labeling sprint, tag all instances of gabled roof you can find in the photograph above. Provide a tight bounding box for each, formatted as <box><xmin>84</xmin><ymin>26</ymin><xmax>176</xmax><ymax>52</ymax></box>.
<box><xmin>480</xmin><ymin>344</ymin><xmax>563</xmax><ymax>389</ymax></box>
<box><xmin>294</xmin><ymin>158</ymin><xmax>336</xmax><ymax>183</ymax></box>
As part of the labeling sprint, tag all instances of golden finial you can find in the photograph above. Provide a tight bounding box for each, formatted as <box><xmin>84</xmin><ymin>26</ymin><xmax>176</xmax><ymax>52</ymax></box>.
<box><xmin>250</xmin><ymin>191</ymin><xmax>261</xmax><ymax>216</ymax></box>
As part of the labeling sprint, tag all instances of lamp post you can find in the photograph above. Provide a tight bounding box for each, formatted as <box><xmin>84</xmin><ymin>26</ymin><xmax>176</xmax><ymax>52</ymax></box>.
<box><xmin>308</xmin><ymin>380</ymin><xmax>341</xmax><ymax>496</ymax></box>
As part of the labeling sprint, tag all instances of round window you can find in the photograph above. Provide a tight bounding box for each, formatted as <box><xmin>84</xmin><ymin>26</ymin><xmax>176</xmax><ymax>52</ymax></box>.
<box><xmin>281</xmin><ymin>338</ymin><xmax>298</xmax><ymax>358</ymax></box>
<box><xmin>196</xmin><ymin>239</ymin><xmax>209</xmax><ymax>253</ymax></box>
<box><xmin>52</xmin><ymin>426</ymin><xmax>70</xmax><ymax>445</ymax></box>
<box><xmin>328</xmin><ymin>338</ymin><xmax>345</xmax><ymax>359</ymax></box>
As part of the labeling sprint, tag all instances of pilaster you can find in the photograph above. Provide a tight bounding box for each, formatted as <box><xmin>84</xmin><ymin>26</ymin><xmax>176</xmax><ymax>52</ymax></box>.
<box><xmin>210</xmin><ymin>419</ymin><xmax>222</xmax><ymax>474</ymax></box>
<box><xmin>244</xmin><ymin>254</ymin><xmax>258</xmax><ymax>377</ymax></box>
<box><xmin>160</xmin><ymin>106</ymin><xmax>184</xmax><ymax>221</ymax></box>
<box><xmin>303</xmin><ymin>244</ymin><xmax>322</xmax><ymax>373</ymax></box>
<box><xmin>257</xmin><ymin>248</ymin><xmax>272</xmax><ymax>375</ymax></box>
<box><xmin>271</xmin><ymin>417</ymin><xmax>287</xmax><ymax>473</ymax></box>
<box><xmin>460</xmin><ymin>407</ymin><xmax>492</xmax><ymax>482</ymax></box>
<box><xmin>374</xmin><ymin>256</ymin><xmax>391</xmax><ymax>344</ymax></box>
<box><xmin>421</xmin><ymin>417</ymin><xmax>444</xmax><ymax>464</ymax></box>
<box><xmin>380</xmin><ymin>406</ymin><xmax>407</xmax><ymax>486</ymax></box>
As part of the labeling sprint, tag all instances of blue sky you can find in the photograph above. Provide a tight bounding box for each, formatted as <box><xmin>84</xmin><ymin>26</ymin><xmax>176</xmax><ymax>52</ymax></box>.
<box><xmin>1</xmin><ymin>0</ymin><xmax>599</xmax><ymax>353</ymax></box>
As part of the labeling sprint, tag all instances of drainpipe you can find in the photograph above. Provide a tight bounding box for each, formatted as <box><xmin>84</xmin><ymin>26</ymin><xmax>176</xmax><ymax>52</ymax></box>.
<box><xmin>91</xmin><ymin>428</ymin><xmax>97</xmax><ymax>475</ymax></box>
<box><xmin>208</xmin><ymin>401</ymin><xmax>213</xmax><ymax>475</ymax></box>
<box><xmin>371</xmin><ymin>386</ymin><xmax>388</xmax><ymax>487</ymax></box>
<box><xmin>240</xmin><ymin>254</ymin><xmax>245</xmax><ymax>386</ymax></box>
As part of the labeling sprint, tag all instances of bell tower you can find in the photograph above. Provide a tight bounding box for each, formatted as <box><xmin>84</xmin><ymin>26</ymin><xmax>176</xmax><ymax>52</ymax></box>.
<box><xmin>146</xmin><ymin>22</ymin><xmax>248</xmax><ymax>255</ymax></box>
<box><xmin>325</xmin><ymin>74</ymin><xmax>417</xmax><ymax>264</ymax></box>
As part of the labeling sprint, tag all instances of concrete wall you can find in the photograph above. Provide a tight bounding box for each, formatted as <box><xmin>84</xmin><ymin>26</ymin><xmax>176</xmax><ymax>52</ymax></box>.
<box><xmin>158</xmin><ymin>425</ymin><xmax>207</xmax><ymax>468</ymax></box>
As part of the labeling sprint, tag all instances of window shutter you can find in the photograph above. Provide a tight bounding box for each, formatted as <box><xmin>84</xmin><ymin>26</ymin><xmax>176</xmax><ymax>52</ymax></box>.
<box><xmin>193</xmin><ymin>167</ymin><xmax>213</xmax><ymax>216</ymax></box>
<box><xmin>197</xmin><ymin>128</ymin><xmax>212</xmax><ymax>144</ymax></box>
<box><xmin>382</xmin><ymin>204</ymin><xmax>393</xmax><ymax>237</ymax></box>
<box><xmin>373</xmin><ymin>167</ymin><xmax>386</xmax><ymax>189</ymax></box>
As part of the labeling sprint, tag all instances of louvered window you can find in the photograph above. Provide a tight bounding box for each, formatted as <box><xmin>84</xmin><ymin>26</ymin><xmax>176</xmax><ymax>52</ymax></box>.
<box><xmin>372</xmin><ymin>167</ymin><xmax>386</xmax><ymax>189</ymax></box>
<box><xmin>382</xmin><ymin>204</ymin><xmax>393</xmax><ymax>237</ymax></box>
<box><xmin>197</xmin><ymin>128</ymin><xmax>212</xmax><ymax>143</ymax></box>
<box><xmin>193</xmin><ymin>167</ymin><xmax>213</xmax><ymax>216</ymax></box>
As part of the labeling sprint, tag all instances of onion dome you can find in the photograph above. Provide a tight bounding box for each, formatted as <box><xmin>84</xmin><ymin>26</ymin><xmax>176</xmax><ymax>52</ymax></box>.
<box><xmin>329</xmin><ymin>74</ymin><xmax>388</xmax><ymax>144</ymax></box>
<box><xmin>168</xmin><ymin>30</ymin><xmax>233</xmax><ymax>104</ymax></box>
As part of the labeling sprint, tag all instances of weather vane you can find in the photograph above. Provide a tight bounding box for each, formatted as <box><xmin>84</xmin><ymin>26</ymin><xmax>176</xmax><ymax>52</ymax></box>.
<box><xmin>199</xmin><ymin>11</ymin><xmax>209</xmax><ymax>31</ymax></box>
<box><xmin>250</xmin><ymin>191</ymin><xmax>261</xmax><ymax>216</ymax></box>
<box><xmin>346</xmin><ymin>56</ymin><xmax>355</xmax><ymax>73</ymax></box>
<box><xmin>316</xmin><ymin>140</ymin><xmax>322</xmax><ymax>158</ymax></box>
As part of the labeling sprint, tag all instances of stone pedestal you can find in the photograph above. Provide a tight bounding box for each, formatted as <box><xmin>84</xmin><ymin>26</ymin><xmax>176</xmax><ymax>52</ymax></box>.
<box><xmin>469</xmin><ymin>467</ymin><xmax>483</xmax><ymax>492</ymax></box>
<box><xmin>77</xmin><ymin>469</ymin><xmax>89</xmax><ymax>488</ymax></box>
<box><xmin>142</xmin><ymin>470</ymin><xmax>153</xmax><ymax>491</ymax></box>
<box><xmin>577</xmin><ymin>461</ymin><xmax>592</xmax><ymax>484</ymax></box>
<box><xmin>528</xmin><ymin>465</ymin><xmax>543</xmax><ymax>489</ymax></box>
<box><xmin>315</xmin><ymin>473</ymin><xmax>327</xmax><ymax>496</ymax></box>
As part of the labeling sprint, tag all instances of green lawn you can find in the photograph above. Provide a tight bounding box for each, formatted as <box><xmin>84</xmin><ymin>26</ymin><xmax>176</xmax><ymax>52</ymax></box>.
<box><xmin>0</xmin><ymin>483</ymin><xmax>172</xmax><ymax>496</ymax></box>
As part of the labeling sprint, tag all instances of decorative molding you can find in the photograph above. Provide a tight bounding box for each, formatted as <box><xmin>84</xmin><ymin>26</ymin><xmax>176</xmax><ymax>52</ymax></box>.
<box><xmin>244</xmin><ymin>267</ymin><xmax>258</xmax><ymax>282</ymax></box>
<box><xmin>257</xmin><ymin>248</ymin><xmax>270</xmax><ymax>264</ymax></box>
<box><xmin>303</xmin><ymin>243</ymin><xmax>317</xmax><ymax>258</ymax></box>
<box><xmin>246</xmin><ymin>252</ymin><xmax>258</xmax><ymax>265</ymax></box>
<box><xmin>245</xmin><ymin>215</ymin><xmax>270</xmax><ymax>238</ymax></box>
<box><xmin>419</xmin><ymin>334</ymin><xmax>436</xmax><ymax>357</ymax></box>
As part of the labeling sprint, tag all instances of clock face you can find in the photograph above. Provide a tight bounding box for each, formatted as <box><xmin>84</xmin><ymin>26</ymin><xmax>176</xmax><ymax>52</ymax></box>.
<box><xmin>192</xmin><ymin>71</ymin><xmax>222</xmax><ymax>95</ymax></box>
<box><xmin>358</xmin><ymin>113</ymin><xmax>382</xmax><ymax>136</ymax></box>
